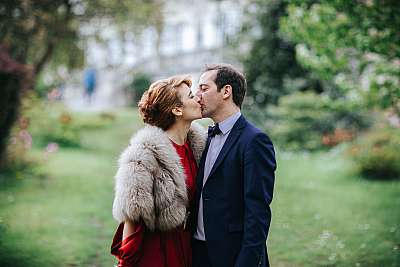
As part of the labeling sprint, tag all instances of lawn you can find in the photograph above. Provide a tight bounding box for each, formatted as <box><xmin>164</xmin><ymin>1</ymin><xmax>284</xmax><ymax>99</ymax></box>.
<box><xmin>0</xmin><ymin>108</ymin><xmax>399</xmax><ymax>266</ymax></box>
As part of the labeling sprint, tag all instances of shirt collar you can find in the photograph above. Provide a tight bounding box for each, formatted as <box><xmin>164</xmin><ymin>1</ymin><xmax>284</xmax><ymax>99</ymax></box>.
<box><xmin>218</xmin><ymin>111</ymin><xmax>241</xmax><ymax>135</ymax></box>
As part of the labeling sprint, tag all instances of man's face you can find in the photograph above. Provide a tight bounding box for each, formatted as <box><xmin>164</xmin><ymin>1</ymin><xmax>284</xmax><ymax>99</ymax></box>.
<box><xmin>196</xmin><ymin>70</ymin><xmax>223</xmax><ymax>119</ymax></box>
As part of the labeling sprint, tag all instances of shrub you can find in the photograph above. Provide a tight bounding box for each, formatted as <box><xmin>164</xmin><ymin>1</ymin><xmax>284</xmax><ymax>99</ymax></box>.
<box><xmin>39</xmin><ymin>112</ymin><xmax>80</xmax><ymax>147</ymax></box>
<box><xmin>267</xmin><ymin>92</ymin><xmax>372</xmax><ymax>150</ymax></box>
<box><xmin>1</xmin><ymin>93</ymin><xmax>83</xmax><ymax>171</ymax></box>
<box><xmin>348</xmin><ymin>127</ymin><xmax>400</xmax><ymax>180</ymax></box>
<box><xmin>21</xmin><ymin>93</ymin><xmax>81</xmax><ymax>147</ymax></box>
<box><xmin>74</xmin><ymin>112</ymin><xmax>115</xmax><ymax>130</ymax></box>
<box><xmin>2</xmin><ymin>118</ymin><xmax>34</xmax><ymax>171</ymax></box>
<box><xmin>128</xmin><ymin>73</ymin><xmax>152</xmax><ymax>105</ymax></box>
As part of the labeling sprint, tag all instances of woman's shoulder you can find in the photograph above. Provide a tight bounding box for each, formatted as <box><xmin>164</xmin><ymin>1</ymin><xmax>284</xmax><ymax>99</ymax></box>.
<box><xmin>129</xmin><ymin>124</ymin><xmax>168</xmax><ymax>146</ymax></box>
<box><xmin>118</xmin><ymin>124</ymin><xmax>170</xmax><ymax>165</ymax></box>
<box><xmin>188</xmin><ymin>122</ymin><xmax>207</xmax><ymax>140</ymax></box>
<box><xmin>187</xmin><ymin>122</ymin><xmax>207</xmax><ymax>163</ymax></box>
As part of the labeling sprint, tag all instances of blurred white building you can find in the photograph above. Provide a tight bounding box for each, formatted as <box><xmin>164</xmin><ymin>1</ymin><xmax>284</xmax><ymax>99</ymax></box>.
<box><xmin>131</xmin><ymin>0</ymin><xmax>244</xmax><ymax>79</ymax></box>
<box><xmin>65</xmin><ymin>0</ymin><xmax>246</xmax><ymax>110</ymax></box>
<box><xmin>88</xmin><ymin>0</ymin><xmax>245</xmax><ymax>77</ymax></box>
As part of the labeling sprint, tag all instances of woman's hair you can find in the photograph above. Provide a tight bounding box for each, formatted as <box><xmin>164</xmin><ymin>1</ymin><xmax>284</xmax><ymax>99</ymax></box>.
<box><xmin>138</xmin><ymin>75</ymin><xmax>192</xmax><ymax>130</ymax></box>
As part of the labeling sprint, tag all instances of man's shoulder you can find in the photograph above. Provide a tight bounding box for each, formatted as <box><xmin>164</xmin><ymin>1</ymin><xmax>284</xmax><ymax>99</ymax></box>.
<box><xmin>241</xmin><ymin>116</ymin><xmax>272</xmax><ymax>142</ymax></box>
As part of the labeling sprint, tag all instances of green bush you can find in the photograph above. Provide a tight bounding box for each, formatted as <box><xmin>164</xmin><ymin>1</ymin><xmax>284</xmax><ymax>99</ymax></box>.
<box><xmin>128</xmin><ymin>73</ymin><xmax>152</xmax><ymax>105</ymax></box>
<box><xmin>349</xmin><ymin>127</ymin><xmax>400</xmax><ymax>180</ymax></box>
<box><xmin>267</xmin><ymin>92</ymin><xmax>371</xmax><ymax>150</ymax></box>
<box><xmin>74</xmin><ymin>112</ymin><xmax>115</xmax><ymax>130</ymax></box>
<box><xmin>22</xmin><ymin>94</ymin><xmax>81</xmax><ymax>147</ymax></box>
<box><xmin>3</xmin><ymin>120</ymin><xmax>35</xmax><ymax>172</ymax></box>
<box><xmin>39</xmin><ymin>112</ymin><xmax>80</xmax><ymax>147</ymax></box>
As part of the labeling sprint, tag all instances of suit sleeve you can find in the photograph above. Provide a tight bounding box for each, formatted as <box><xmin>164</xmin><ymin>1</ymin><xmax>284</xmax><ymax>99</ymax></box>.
<box><xmin>235</xmin><ymin>133</ymin><xmax>276</xmax><ymax>267</ymax></box>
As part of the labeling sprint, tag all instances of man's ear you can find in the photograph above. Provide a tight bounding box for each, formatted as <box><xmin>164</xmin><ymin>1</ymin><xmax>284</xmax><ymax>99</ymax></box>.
<box><xmin>172</xmin><ymin>106</ymin><xmax>183</xmax><ymax>117</ymax></box>
<box><xmin>222</xmin><ymin>85</ymin><xmax>232</xmax><ymax>100</ymax></box>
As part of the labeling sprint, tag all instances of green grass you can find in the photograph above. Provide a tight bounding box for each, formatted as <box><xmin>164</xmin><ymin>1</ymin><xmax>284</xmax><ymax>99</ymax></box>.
<box><xmin>0</xmin><ymin>108</ymin><xmax>142</xmax><ymax>267</ymax></box>
<box><xmin>0</xmin><ymin>108</ymin><xmax>399</xmax><ymax>266</ymax></box>
<box><xmin>269</xmin><ymin>149</ymin><xmax>400</xmax><ymax>267</ymax></box>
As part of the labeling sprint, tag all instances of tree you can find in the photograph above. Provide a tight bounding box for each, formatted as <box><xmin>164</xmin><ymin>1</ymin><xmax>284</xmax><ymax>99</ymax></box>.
<box><xmin>280</xmin><ymin>0</ymin><xmax>400</xmax><ymax>114</ymax></box>
<box><xmin>0</xmin><ymin>0</ymin><xmax>164</xmax><ymax>167</ymax></box>
<box><xmin>240</xmin><ymin>0</ymin><xmax>323</xmax><ymax>107</ymax></box>
<box><xmin>129</xmin><ymin>73</ymin><xmax>152</xmax><ymax>105</ymax></box>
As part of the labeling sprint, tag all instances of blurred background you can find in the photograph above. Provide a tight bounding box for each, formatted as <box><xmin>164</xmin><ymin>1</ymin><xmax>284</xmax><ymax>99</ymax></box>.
<box><xmin>0</xmin><ymin>0</ymin><xmax>399</xmax><ymax>266</ymax></box>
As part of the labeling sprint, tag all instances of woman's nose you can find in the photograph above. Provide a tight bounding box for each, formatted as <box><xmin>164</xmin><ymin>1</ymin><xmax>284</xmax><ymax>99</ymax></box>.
<box><xmin>194</xmin><ymin>95</ymin><xmax>200</xmax><ymax>102</ymax></box>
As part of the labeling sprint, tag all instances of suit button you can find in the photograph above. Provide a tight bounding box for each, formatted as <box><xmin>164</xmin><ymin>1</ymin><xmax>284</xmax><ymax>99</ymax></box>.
<box><xmin>204</xmin><ymin>197</ymin><xmax>210</xmax><ymax>201</ymax></box>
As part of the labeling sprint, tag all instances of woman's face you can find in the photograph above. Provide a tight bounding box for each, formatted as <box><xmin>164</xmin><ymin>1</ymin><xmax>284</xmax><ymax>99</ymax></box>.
<box><xmin>176</xmin><ymin>83</ymin><xmax>202</xmax><ymax>122</ymax></box>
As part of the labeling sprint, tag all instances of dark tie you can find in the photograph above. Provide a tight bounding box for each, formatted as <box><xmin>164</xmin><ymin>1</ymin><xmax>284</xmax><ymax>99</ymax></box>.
<box><xmin>208</xmin><ymin>123</ymin><xmax>222</xmax><ymax>138</ymax></box>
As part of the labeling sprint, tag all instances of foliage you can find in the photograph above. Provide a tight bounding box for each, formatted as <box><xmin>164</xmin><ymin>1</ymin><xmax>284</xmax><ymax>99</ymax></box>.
<box><xmin>240</xmin><ymin>0</ymin><xmax>323</xmax><ymax>107</ymax></box>
<box><xmin>0</xmin><ymin>0</ymin><xmax>164</xmax><ymax>166</ymax></box>
<box><xmin>2</xmin><ymin>117</ymin><xmax>34</xmax><ymax>172</ymax></box>
<box><xmin>128</xmin><ymin>73</ymin><xmax>152</xmax><ymax>105</ymax></box>
<box><xmin>20</xmin><ymin>94</ymin><xmax>81</xmax><ymax>147</ymax></box>
<box><xmin>280</xmin><ymin>0</ymin><xmax>400</xmax><ymax>114</ymax></box>
<box><xmin>2</xmin><ymin>93</ymin><xmax>119</xmax><ymax>171</ymax></box>
<box><xmin>268</xmin><ymin>92</ymin><xmax>371</xmax><ymax>150</ymax></box>
<box><xmin>348</xmin><ymin>127</ymin><xmax>400</xmax><ymax>180</ymax></box>
<box><xmin>0</xmin><ymin>109</ymin><xmax>140</xmax><ymax>267</ymax></box>
<box><xmin>73</xmin><ymin>112</ymin><xmax>116</xmax><ymax>131</ymax></box>
<box><xmin>1</xmin><ymin>109</ymin><xmax>399</xmax><ymax>266</ymax></box>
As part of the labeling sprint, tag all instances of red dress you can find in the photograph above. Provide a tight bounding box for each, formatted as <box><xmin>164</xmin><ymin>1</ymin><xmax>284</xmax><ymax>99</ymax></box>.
<box><xmin>111</xmin><ymin>140</ymin><xmax>197</xmax><ymax>267</ymax></box>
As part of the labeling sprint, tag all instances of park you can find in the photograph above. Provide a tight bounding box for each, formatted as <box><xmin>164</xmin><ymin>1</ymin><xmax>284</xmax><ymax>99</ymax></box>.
<box><xmin>1</xmin><ymin>1</ymin><xmax>399</xmax><ymax>266</ymax></box>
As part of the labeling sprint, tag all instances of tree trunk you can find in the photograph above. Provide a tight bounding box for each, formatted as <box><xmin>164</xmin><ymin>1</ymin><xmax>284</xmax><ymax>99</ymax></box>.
<box><xmin>0</xmin><ymin>45</ymin><xmax>32</xmax><ymax>169</ymax></box>
<box><xmin>0</xmin><ymin>74</ymin><xmax>22</xmax><ymax>168</ymax></box>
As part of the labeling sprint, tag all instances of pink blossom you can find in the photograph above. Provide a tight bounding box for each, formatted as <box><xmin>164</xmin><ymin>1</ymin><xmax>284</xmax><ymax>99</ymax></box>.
<box><xmin>18</xmin><ymin>130</ymin><xmax>32</xmax><ymax>149</ymax></box>
<box><xmin>45</xmin><ymin>142</ymin><xmax>59</xmax><ymax>154</ymax></box>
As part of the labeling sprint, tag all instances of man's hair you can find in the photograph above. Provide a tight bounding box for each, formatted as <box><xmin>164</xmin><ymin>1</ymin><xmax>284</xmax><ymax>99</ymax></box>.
<box><xmin>138</xmin><ymin>75</ymin><xmax>192</xmax><ymax>130</ymax></box>
<box><xmin>203</xmin><ymin>63</ymin><xmax>247</xmax><ymax>107</ymax></box>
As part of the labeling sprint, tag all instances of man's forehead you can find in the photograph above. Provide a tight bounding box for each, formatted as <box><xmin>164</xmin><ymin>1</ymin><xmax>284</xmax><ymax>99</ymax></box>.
<box><xmin>199</xmin><ymin>70</ymin><xmax>217</xmax><ymax>85</ymax></box>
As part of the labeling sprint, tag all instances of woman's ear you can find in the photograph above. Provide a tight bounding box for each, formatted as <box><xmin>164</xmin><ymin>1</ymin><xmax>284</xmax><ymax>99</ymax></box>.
<box><xmin>172</xmin><ymin>106</ymin><xmax>183</xmax><ymax>117</ymax></box>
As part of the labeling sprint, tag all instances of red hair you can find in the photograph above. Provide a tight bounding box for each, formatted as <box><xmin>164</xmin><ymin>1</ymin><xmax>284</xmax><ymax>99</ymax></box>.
<box><xmin>138</xmin><ymin>75</ymin><xmax>192</xmax><ymax>130</ymax></box>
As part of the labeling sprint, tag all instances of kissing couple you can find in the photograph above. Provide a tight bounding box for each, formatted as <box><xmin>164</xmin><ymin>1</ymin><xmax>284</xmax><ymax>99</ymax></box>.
<box><xmin>111</xmin><ymin>63</ymin><xmax>277</xmax><ymax>267</ymax></box>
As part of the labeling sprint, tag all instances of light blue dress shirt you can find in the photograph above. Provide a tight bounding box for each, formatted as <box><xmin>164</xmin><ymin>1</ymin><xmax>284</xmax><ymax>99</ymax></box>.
<box><xmin>194</xmin><ymin>111</ymin><xmax>242</xmax><ymax>241</ymax></box>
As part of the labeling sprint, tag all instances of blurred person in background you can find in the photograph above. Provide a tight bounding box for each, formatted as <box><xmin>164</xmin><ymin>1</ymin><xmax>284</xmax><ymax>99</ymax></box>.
<box><xmin>111</xmin><ymin>75</ymin><xmax>206</xmax><ymax>267</ymax></box>
<box><xmin>83</xmin><ymin>67</ymin><xmax>97</xmax><ymax>104</ymax></box>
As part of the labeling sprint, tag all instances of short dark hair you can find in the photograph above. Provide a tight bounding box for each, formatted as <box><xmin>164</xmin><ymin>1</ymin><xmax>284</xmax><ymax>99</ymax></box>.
<box><xmin>203</xmin><ymin>63</ymin><xmax>247</xmax><ymax>107</ymax></box>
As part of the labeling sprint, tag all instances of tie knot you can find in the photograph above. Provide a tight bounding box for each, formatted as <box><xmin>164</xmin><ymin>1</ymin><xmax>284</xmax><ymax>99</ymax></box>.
<box><xmin>208</xmin><ymin>123</ymin><xmax>222</xmax><ymax>138</ymax></box>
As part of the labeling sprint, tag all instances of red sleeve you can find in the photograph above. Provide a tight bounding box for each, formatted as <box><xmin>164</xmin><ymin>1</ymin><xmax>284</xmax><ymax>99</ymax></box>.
<box><xmin>111</xmin><ymin>222</ymin><xmax>145</xmax><ymax>267</ymax></box>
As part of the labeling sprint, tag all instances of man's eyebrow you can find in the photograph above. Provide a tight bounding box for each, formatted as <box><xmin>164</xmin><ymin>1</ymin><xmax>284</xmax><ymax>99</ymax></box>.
<box><xmin>199</xmin><ymin>83</ymin><xmax>208</xmax><ymax>88</ymax></box>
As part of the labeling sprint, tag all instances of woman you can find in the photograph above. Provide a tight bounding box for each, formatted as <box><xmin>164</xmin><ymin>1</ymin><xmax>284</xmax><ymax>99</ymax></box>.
<box><xmin>111</xmin><ymin>75</ymin><xmax>206</xmax><ymax>267</ymax></box>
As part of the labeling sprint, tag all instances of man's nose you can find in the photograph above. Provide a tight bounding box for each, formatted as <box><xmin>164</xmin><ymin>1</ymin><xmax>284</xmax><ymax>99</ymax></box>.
<box><xmin>195</xmin><ymin>90</ymin><xmax>202</xmax><ymax>98</ymax></box>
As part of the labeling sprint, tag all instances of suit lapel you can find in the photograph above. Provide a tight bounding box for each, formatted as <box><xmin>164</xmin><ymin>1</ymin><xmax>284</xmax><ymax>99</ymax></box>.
<box><xmin>196</xmin><ymin>135</ymin><xmax>212</xmax><ymax>191</ymax></box>
<box><xmin>205</xmin><ymin>116</ymin><xmax>246</xmax><ymax>183</ymax></box>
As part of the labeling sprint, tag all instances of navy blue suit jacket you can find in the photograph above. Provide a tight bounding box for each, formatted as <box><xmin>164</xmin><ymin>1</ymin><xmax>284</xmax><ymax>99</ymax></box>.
<box><xmin>192</xmin><ymin>115</ymin><xmax>276</xmax><ymax>267</ymax></box>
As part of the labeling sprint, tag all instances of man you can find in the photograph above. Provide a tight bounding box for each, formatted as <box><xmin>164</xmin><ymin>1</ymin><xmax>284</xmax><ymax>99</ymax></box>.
<box><xmin>192</xmin><ymin>64</ymin><xmax>277</xmax><ymax>267</ymax></box>
<box><xmin>83</xmin><ymin>67</ymin><xmax>96</xmax><ymax>104</ymax></box>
